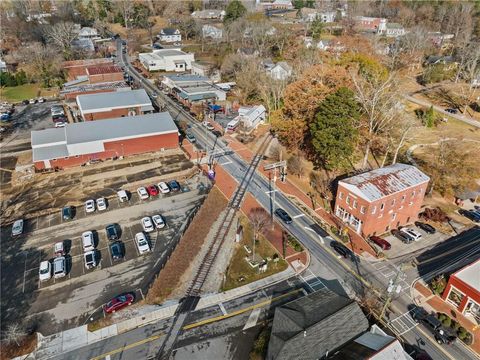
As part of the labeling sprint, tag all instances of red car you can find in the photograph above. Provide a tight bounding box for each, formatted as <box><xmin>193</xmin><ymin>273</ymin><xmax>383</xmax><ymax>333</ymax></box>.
<box><xmin>147</xmin><ymin>185</ymin><xmax>159</xmax><ymax>196</ymax></box>
<box><xmin>103</xmin><ymin>293</ymin><xmax>134</xmax><ymax>314</ymax></box>
<box><xmin>369</xmin><ymin>236</ymin><xmax>391</xmax><ymax>250</ymax></box>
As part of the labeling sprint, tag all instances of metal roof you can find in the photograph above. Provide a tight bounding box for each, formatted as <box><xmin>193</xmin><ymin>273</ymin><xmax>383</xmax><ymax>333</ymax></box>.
<box><xmin>454</xmin><ymin>259</ymin><xmax>480</xmax><ymax>292</ymax></box>
<box><xmin>86</xmin><ymin>65</ymin><xmax>122</xmax><ymax>75</ymax></box>
<box><xmin>31</xmin><ymin>112</ymin><xmax>178</xmax><ymax>162</ymax></box>
<box><xmin>164</xmin><ymin>74</ymin><xmax>210</xmax><ymax>83</ymax></box>
<box><xmin>152</xmin><ymin>49</ymin><xmax>186</xmax><ymax>57</ymax></box>
<box><xmin>339</xmin><ymin>164</ymin><xmax>430</xmax><ymax>202</ymax></box>
<box><xmin>77</xmin><ymin>89</ymin><xmax>151</xmax><ymax>114</ymax></box>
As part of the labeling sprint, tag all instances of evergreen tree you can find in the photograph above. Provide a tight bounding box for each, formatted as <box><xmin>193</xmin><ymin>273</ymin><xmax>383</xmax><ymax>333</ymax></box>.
<box><xmin>224</xmin><ymin>0</ymin><xmax>247</xmax><ymax>24</ymax></box>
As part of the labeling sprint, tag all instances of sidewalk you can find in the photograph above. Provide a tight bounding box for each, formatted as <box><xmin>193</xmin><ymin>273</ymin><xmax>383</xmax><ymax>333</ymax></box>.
<box><xmin>413</xmin><ymin>282</ymin><xmax>480</xmax><ymax>356</ymax></box>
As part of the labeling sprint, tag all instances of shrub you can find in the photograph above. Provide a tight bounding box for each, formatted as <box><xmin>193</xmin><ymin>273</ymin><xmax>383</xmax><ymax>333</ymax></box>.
<box><xmin>430</xmin><ymin>275</ymin><xmax>447</xmax><ymax>295</ymax></box>
<box><xmin>286</xmin><ymin>234</ymin><xmax>303</xmax><ymax>252</ymax></box>
<box><xmin>442</xmin><ymin>316</ymin><xmax>451</xmax><ymax>327</ymax></box>
<box><xmin>420</xmin><ymin>207</ymin><xmax>449</xmax><ymax>223</ymax></box>
<box><xmin>437</xmin><ymin>313</ymin><xmax>446</xmax><ymax>322</ymax></box>
<box><xmin>452</xmin><ymin>321</ymin><xmax>461</xmax><ymax>332</ymax></box>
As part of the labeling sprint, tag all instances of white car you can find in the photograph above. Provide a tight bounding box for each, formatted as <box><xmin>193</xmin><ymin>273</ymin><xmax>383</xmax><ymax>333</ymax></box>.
<box><xmin>54</xmin><ymin>122</ymin><xmax>66</xmax><ymax>128</ymax></box>
<box><xmin>141</xmin><ymin>216</ymin><xmax>155</xmax><ymax>232</ymax></box>
<box><xmin>82</xmin><ymin>231</ymin><xmax>95</xmax><ymax>252</ymax></box>
<box><xmin>117</xmin><ymin>190</ymin><xmax>128</xmax><ymax>202</ymax></box>
<box><xmin>137</xmin><ymin>187</ymin><xmax>149</xmax><ymax>200</ymax></box>
<box><xmin>84</xmin><ymin>251</ymin><xmax>97</xmax><ymax>269</ymax></box>
<box><xmin>37</xmin><ymin>97</ymin><xmax>45</xmax><ymax>103</ymax></box>
<box><xmin>96</xmin><ymin>197</ymin><xmax>107</xmax><ymax>211</ymax></box>
<box><xmin>29</xmin><ymin>98</ymin><xmax>36</xmax><ymax>104</ymax></box>
<box><xmin>39</xmin><ymin>261</ymin><xmax>52</xmax><ymax>281</ymax></box>
<box><xmin>152</xmin><ymin>214</ymin><xmax>165</xmax><ymax>229</ymax></box>
<box><xmin>158</xmin><ymin>182</ymin><xmax>170</xmax><ymax>194</ymax></box>
<box><xmin>135</xmin><ymin>232</ymin><xmax>151</xmax><ymax>254</ymax></box>
<box><xmin>12</xmin><ymin>219</ymin><xmax>24</xmax><ymax>236</ymax></box>
<box><xmin>400</xmin><ymin>227</ymin><xmax>422</xmax><ymax>241</ymax></box>
<box><xmin>85</xmin><ymin>199</ymin><xmax>95</xmax><ymax>213</ymax></box>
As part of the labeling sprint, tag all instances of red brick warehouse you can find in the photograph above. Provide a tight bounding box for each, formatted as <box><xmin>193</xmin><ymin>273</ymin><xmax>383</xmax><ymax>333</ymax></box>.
<box><xmin>31</xmin><ymin>112</ymin><xmax>179</xmax><ymax>170</ymax></box>
<box><xmin>334</xmin><ymin>164</ymin><xmax>430</xmax><ymax>238</ymax></box>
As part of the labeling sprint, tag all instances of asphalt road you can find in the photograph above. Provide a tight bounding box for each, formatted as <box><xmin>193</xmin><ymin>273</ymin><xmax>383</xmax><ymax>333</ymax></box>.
<box><xmin>112</xmin><ymin>40</ymin><xmax>479</xmax><ymax>360</ymax></box>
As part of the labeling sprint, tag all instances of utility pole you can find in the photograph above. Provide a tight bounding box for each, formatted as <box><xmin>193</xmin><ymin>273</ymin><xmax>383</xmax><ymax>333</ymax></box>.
<box><xmin>264</xmin><ymin>160</ymin><xmax>287</xmax><ymax>229</ymax></box>
<box><xmin>380</xmin><ymin>263</ymin><xmax>405</xmax><ymax>320</ymax></box>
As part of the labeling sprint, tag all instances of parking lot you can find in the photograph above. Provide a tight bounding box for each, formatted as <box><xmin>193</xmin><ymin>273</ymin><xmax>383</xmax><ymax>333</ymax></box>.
<box><xmin>1</xmin><ymin>176</ymin><xmax>210</xmax><ymax>335</ymax></box>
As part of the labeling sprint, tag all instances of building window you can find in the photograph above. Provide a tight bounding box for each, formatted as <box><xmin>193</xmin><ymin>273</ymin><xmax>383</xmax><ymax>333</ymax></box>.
<box><xmin>392</xmin><ymin>213</ymin><xmax>397</xmax><ymax>220</ymax></box>
<box><xmin>447</xmin><ymin>287</ymin><xmax>464</xmax><ymax>308</ymax></box>
<box><xmin>411</xmin><ymin>190</ymin><xmax>416</xmax><ymax>198</ymax></box>
<box><xmin>75</xmin><ymin>155</ymin><xmax>80</xmax><ymax>158</ymax></box>
<box><xmin>385</xmin><ymin>225</ymin><xmax>389</xmax><ymax>231</ymax></box>
<box><xmin>401</xmin><ymin>195</ymin><xmax>406</xmax><ymax>202</ymax></box>
<box><xmin>52</xmin><ymin>158</ymin><xmax>57</xmax><ymax>161</ymax></box>
<box><xmin>380</xmin><ymin>203</ymin><xmax>385</xmax><ymax>210</ymax></box>
<box><xmin>399</xmin><ymin>205</ymin><xmax>403</xmax><ymax>210</ymax></box>
<box><xmin>465</xmin><ymin>300</ymin><xmax>480</xmax><ymax>322</ymax></box>
<box><xmin>346</xmin><ymin>196</ymin><xmax>350</xmax><ymax>205</ymax></box>
<box><xmin>378</xmin><ymin>213</ymin><xmax>383</xmax><ymax>218</ymax></box>
<box><xmin>419</xmin><ymin>188</ymin><xmax>423</xmax><ymax>194</ymax></box>
<box><xmin>409</xmin><ymin>201</ymin><xmax>413</xmax><ymax>206</ymax></box>
<box><xmin>353</xmin><ymin>200</ymin><xmax>357</xmax><ymax>209</ymax></box>
<box><xmin>360</xmin><ymin>206</ymin><xmax>366</xmax><ymax>214</ymax></box>
<box><xmin>391</xmin><ymin>199</ymin><xmax>396</xmax><ymax>206</ymax></box>
<box><xmin>407</xmin><ymin>217</ymin><xmax>410</xmax><ymax>223</ymax></box>
<box><xmin>372</xmin><ymin>206</ymin><xmax>376</xmax><ymax>214</ymax></box>
<box><xmin>64</xmin><ymin>157</ymin><xmax>69</xmax><ymax>159</ymax></box>
<box><xmin>339</xmin><ymin>192</ymin><xmax>344</xmax><ymax>200</ymax></box>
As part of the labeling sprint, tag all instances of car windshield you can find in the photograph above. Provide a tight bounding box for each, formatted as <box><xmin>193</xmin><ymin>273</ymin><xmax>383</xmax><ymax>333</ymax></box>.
<box><xmin>40</xmin><ymin>267</ymin><xmax>49</xmax><ymax>274</ymax></box>
<box><xmin>118</xmin><ymin>295</ymin><xmax>127</xmax><ymax>302</ymax></box>
<box><xmin>139</xmin><ymin>239</ymin><xmax>148</xmax><ymax>246</ymax></box>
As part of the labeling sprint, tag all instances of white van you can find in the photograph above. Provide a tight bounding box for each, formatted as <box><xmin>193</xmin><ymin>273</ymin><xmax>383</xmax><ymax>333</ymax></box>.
<box><xmin>82</xmin><ymin>231</ymin><xmax>95</xmax><ymax>252</ymax></box>
<box><xmin>53</xmin><ymin>256</ymin><xmax>66</xmax><ymax>278</ymax></box>
<box><xmin>117</xmin><ymin>190</ymin><xmax>129</xmax><ymax>202</ymax></box>
<box><xmin>226</xmin><ymin>119</ymin><xmax>240</xmax><ymax>132</ymax></box>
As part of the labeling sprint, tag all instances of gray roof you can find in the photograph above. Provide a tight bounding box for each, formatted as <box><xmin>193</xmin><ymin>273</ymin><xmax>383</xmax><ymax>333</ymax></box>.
<box><xmin>267</xmin><ymin>289</ymin><xmax>369</xmax><ymax>360</ymax></box>
<box><xmin>161</xmin><ymin>28</ymin><xmax>179</xmax><ymax>36</ymax></box>
<box><xmin>164</xmin><ymin>74</ymin><xmax>209</xmax><ymax>83</ymax></box>
<box><xmin>31</xmin><ymin>112</ymin><xmax>178</xmax><ymax>162</ymax></box>
<box><xmin>77</xmin><ymin>89</ymin><xmax>151</xmax><ymax>114</ymax></box>
<box><xmin>339</xmin><ymin>163</ymin><xmax>430</xmax><ymax>202</ymax></box>
<box><xmin>153</xmin><ymin>49</ymin><xmax>186</xmax><ymax>57</ymax></box>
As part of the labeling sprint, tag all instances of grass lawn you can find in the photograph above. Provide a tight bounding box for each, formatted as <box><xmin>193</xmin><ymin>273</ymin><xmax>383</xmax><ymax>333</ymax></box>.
<box><xmin>222</xmin><ymin>216</ymin><xmax>288</xmax><ymax>291</ymax></box>
<box><xmin>0</xmin><ymin>84</ymin><xmax>57</xmax><ymax>102</ymax></box>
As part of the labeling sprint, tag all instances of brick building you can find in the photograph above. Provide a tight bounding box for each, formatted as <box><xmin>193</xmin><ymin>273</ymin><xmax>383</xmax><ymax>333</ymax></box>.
<box><xmin>63</xmin><ymin>59</ymin><xmax>114</xmax><ymax>81</ymax></box>
<box><xmin>77</xmin><ymin>89</ymin><xmax>154</xmax><ymax>121</ymax></box>
<box><xmin>442</xmin><ymin>259</ymin><xmax>480</xmax><ymax>324</ymax></box>
<box><xmin>334</xmin><ymin>164</ymin><xmax>430</xmax><ymax>237</ymax></box>
<box><xmin>31</xmin><ymin>112</ymin><xmax>178</xmax><ymax>170</ymax></box>
<box><xmin>86</xmin><ymin>65</ymin><xmax>124</xmax><ymax>84</ymax></box>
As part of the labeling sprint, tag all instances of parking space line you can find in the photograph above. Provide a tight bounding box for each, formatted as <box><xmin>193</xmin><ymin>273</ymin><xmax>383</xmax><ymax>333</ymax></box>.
<box><xmin>22</xmin><ymin>252</ymin><xmax>28</xmax><ymax>293</ymax></box>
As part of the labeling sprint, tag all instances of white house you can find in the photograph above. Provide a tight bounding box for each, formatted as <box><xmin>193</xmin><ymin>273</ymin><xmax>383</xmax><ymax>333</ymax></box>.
<box><xmin>316</xmin><ymin>39</ymin><xmax>331</xmax><ymax>51</ymax></box>
<box><xmin>139</xmin><ymin>49</ymin><xmax>194</xmax><ymax>72</ymax></box>
<box><xmin>301</xmin><ymin>8</ymin><xmax>336</xmax><ymax>23</ymax></box>
<box><xmin>191</xmin><ymin>9</ymin><xmax>225</xmax><ymax>20</ymax></box>
<box><xmin>202</xmin><ymin>25</ymin><xmax>223</xmax><ymax>40</ymax></box>
<box><xmin>237</xmin><ymin>105</ymin><xmax>266</xmax><ymax>129</ymax></box>
<box><xmin>158</xmin><ymin>28</ymin><xmax>182</xmax><ymax>43</ymax></box>
<box><xmin>267</xmin><ymin>62</ymin><xmax>292</xmax><ymax>81</ymax></box>
<box><xmin>384</xmin><ymin>23</ymin><xmax>406</xmax><ymax>37</ymax></box>
<box><xmin>0</xmin><ymin>58</ymin><xmax>7</xmax><ymax>73</ymax></box>
<box><xmin>78</xmin><ymin>27</ymin><xmax>99</xmax><ymax>39</ymax></box>
<box><xmin>191</xmin><ymin>62</ymin><xmax>221</xmax><ymax>82</ymax></box>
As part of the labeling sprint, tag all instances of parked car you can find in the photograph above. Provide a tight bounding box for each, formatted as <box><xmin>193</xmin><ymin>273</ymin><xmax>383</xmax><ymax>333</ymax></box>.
<box><xmin>400</xmin><ymin>227</ymin><xmax>422</xmax><ymax>241</ymax></box>
<box><xmin>105</xmin><ymin>224</ymin><xmax>119</xmax><ymax>240</ymax></box>
<box><xmin>274</xmin><ymin>208</ymin><xmax>292</xmax><ymax>224</ymax></box>
<box><xmin>85</xmin><ymin>199</ymin><xmax>95</xmax><ymax>213</ymax></box>
<box><xmin>185</xmin><ymin>132</ymin><xmax>196</xmax><ymax>143</ymax></box>
<box><xmin>39</xmin><ymin>260</ymin><xmax>52</xmax><ymax>281</ymax></box>
<box><xmin>369</xmin><ymin>235</ymin><xmax>391</xmax><ymax>250</ymax></box>
<box><xmin>414</xmin><ymin>221</ymin><xmax>436</xmax><ymax>234</ymax></box>
<box><xmin>12</xmin><ymin>219</ymin><xmax>24</xmax><ymax>236</ymax></box>
<box><xmin>458</xmin><ymin>209</ymin><xmax>480</xmax><ymax>223</ymax></box>
<box><xmin>103</xmin><ymin>293</ymin><xmax>134</xmax><ymax>314</ymax></box>
<box><xmin>168</xmin><ymin>180</ymin><xmax>180</xmax><ymax>192</ymax></box>
<box><xmin>22</xmin><ymin>99</ymin><xmax>29</xmax><ymax>105</ymax></box>
<box><xmin>411</xmin><ymin>307</ymin><xmax>456</xmax><ymax>345</ymax></box>
<box><xmin>158</xmin><ymin>182</ymin><xmax>170</xmax><ymax>194</ymax></box>
<box><xmin>137</xmin><ymin>187</ymin><xmax>149</xmax><ymax>200</ymax></box>
<box><xmin>141</xmin><ymin>216</ymin><xmax>155</xmax><ymax>233</ymax></box>
<box><xmin>82</xmin><ymin>231</ymin><xmax>95</xmax><ymax>252</ymax></box>
<box><xmin>152</xmin><ymin>214</ymin><xmax>165</xmax><ymax>229</ymax></box>
<box><xmin>96</xmin><ymin>197</ymin><xmax>107</xmax><ymax>211</ymax></box>
<box><xmin>445</xmin><ymin>108</ymin><xmax>458</xmax><ymax>114</ymax></box>
<box><xmin>0</xmin><ymin>113</ymin><xmax>11</xmax><ymax>121</ymax></box>
<box><xmin>135</xmin><ymin>232</ymin><xmax>151</xmax><ymax>254</ymax></box>
<box><xmin>84</xmin><ymin>250</ymin><xmax>97</xmax><ymax>269</ymax></box>
<box><xmin>330</xmin><ymin>240</ymin><xmax>351</xmax><ymax>258</ymax></box>
<box><xmin>153</xmin><ymin>43</ymin><xmax>162</xmax><ymax>49</ymax></box>
<box><xmin>147</xmin><ymin>185</ymin><xmax>159</xmax><ymax>196</ymax></box>
<box><xmin>53</xmin><ymin>256</ymin><xmax>67</xmax><ymax>278</ymax></box>
<box><xmin>110</xmin><ymin>241</ymin><xmax>124</xmax><ymax>261</ymax></box>
<box><xmin>392</xmin><ymin>229</ymin><xmax>414</xmax><ymax>243</ymax></box>
<box><xmin>205</xmin><ymin>122</ymin><xmax>215</xmax><ymax>131</ymax></box>
<box><xmin>29</xmin><ymin>98</ymin><xmax>37</xmax><ymax>104</ymax></box>
<box><xmin>37</xmin><ymin>97</ymin><xmax>45</xmax><ymax>103</ymax></box>
<box><xmin>54</xmin><ymin>241</ymin><xmax>65</xmax><ymax>256</ymax></box>
<box><xmin>117</xmin><ymin>190</ymin><xmax>129</xmax><ymax>202</ymax></box>
<box><xmin>62</xmin><ymin>206</ymin><xmax>74</xmax><ymax>220</ymax></box>
<box><xmin>54</xmin><ymin>122</ymin><xmax>66</xmax><ymax>128</ymax></box>
<box><xmin>151</xmin><ymin>92</ymin><xmax>158</xmax><ymax>99</ymax></box>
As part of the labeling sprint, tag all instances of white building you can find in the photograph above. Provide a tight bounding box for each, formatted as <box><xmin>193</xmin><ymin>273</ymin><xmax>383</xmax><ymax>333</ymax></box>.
<box><xmin>191</xmin><ymin>9</ymin><xmax>225</xmax><ymax>20</ymax></box>
<box><xmin>0</xmin><ymin>58</ymin><xmax>7</xmax><ymax>73</ymax></box>
<box><xmin>78</xmin><ymin>27</ymin><xmax>99</xmax><ymax>39</ymax></box>
<box><xmin>158</xmin><ymin>28</ymin><xmax>182</xmax><ymax>43</ymax></box>
<box><xmin>191</xmin><ymin>62</ymin><xmax>221</xmax><ymax>82</ymax></box>
<box><xmin>301</xmin><ymin>8</ymin><xmax>336</xmax><ymax>23</ymax></box>
<box><xmin>202</xmin><ymin>25</ymin><xmax>223</xmax><ymax>40</ymax></box>
<box><xmin>267</xmin><ymin>62</ymin><xmax>292</xmax><ymax>81</ymax></box>
<box><xmin>237</xmin><ymin>105</ymin><xmax>266</xmax><ymax>129</ymax></box>
<box><xmin>139</xmin><ymin>49</ymin><xmax>194</xmax><ymax>72</ymax></box>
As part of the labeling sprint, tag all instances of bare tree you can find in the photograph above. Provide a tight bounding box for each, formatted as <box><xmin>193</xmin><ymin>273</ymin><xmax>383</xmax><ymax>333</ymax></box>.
<box><xmin>2</xmin><ymin>323</ymin><xmax>27</xmax><ymax>346</ymax></box>
<box><xmin>390</xmin><ymin>114</ymin><xmax>415</xmax><ymax>166</ymax></box>
<box><xmin>288</xmin><ymin>155</ymin><xmax>305</xmax><ymax>178</ymax></box>
<box><xmin>44</xmin><ymin>21</ymin><xmax>77</xmax><ymax>58</ymax></box>
<box><xmin>269</xmin><ymin>143</ymin><xmax>284</xmax><ymax>162</ymax></box>
<box><xmin>117</xmin><ymin>0</ymin><xmax>134</xmax><ymax>30</ymax></box>
<box><xmin>248</xmin><ymin>207</ymin><xmax>270</xmax><ymax>261</ymax></box>
<box><xmin>351</xmin><ymin>72</ymin><xmax>402</xmax><ymax>168</ymax></box>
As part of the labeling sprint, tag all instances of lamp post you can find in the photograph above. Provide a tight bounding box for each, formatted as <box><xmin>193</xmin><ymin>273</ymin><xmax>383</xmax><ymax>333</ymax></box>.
<box><xmin>264</xmin><ymin>160</ymin><xmax>287</xmax><ymax>229</ymax></box>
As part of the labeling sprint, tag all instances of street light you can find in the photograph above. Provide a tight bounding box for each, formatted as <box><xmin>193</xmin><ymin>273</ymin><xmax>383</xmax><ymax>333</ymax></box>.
<box><xmin>264</xmin><ymin>160</ymin><xmax>287</xmax><ymax>228</ymax></box>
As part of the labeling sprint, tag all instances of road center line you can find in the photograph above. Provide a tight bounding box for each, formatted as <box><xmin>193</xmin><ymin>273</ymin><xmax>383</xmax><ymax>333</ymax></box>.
<box><xmin>90</xmin><ymin>332</ymin><xmax>164</xmax><ymax>360</ymax></box>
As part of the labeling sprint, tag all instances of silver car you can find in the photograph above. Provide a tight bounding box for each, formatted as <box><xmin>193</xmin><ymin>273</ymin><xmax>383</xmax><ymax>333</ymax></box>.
<box><xmin>12</xmin><ymin>219</ymin><xmax>24</xmax><ymax>236</ymax></box>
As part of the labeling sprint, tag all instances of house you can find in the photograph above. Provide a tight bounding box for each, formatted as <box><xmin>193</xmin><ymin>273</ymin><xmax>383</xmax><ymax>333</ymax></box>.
<box><xmin>300</xmin><ymin>8</ymin><xmax>336</xmax><ymax>23</ymax></box>
<box><xmin>334</xmin><ymin>163</ymin><xmax>430</xmax><ymax>237</ymax></box>
<box><xmin>78</xmin><ymin>27</ymin><xmax>99</xmax><ymax>39</ymax></box>
<box><xmin>76</xmin><ymin>89</ymin><xmax>153</xmax><ymax>121</ymax></box>
<box><xmin>328</xmin><ymin>325</ymin><xmax>414</xmax><ymax>360</ymax></box>
<box><xmin>317</xmin><ymin>39</ymin><xmax>332</xmax><ymax>51</ymax></box>
<box><xmin>428</xmin><ymin>32</ymin><xmax>454</xmax><ymax>48</ymax></box>
<box><xmin>31</xmin><ymin>112</ymin><xmax>179</xmax><ymax>170</ymax></box>
<box><xmin>258</xmin><ymin>0</ymin><xmax>294</xmax><ymax>11</ymax></box>
<box><xmin>202</xmin><ymin>24</ymin><xmax>223</xmax><ymax>40</ymax></box>
<box><xmin>237</xmin><ymin>47</ymin><xmax>259</xmax><ymax>57</ymax></box>
<box><xmin>378</xmin><ymin>21</ymin><xmax>405</xmax><ymax>38</ymax></box>
<box><xmin>472</xmin><ymin>75</ymin><xmax>480</xmax><ymax>88</ymax></box>
<box><xmin>191</xmin><ymin>62</ymin><xmax>221</xmax><ymax>82</ymax></box>
<box><xmin>138</xmin><ymin>49</ymin><xmax>194</xmax><ymax>72</ymax></box>
<box><xmin>71</xmin><ymin>38</ymin><xmax>95</xmax><ymax>53</ymax></box>
<box><xmin>267</xmin><ymin>61</ymin><xmax>292</xmax><ymax>81</ymax></box>
<box><xmin>158</xmin><ymin>28</ymin><xmax>182</xmax><ymax>43</ymax></box>
<box><xmin>354</xmin><ymin>16</ymin><xmax>386</xmax><ymax>33</ymax></box>
<box><xmin>424</xmin><ymin>55</ymin><xmax>458</xmax><ymax>70</ymax></box>
<box><xmin>191</xmin><ymin>9</ymin><xmax>225</xmax><ymax>20</ymax></box>
<box><xmin>0</xmin><ymin>58</ymin><xmax>7</xmax><ymax>73</ymax></box>
<box><xmin>261</xmin><ymin>58</ymin><xmax>275</xmax><ymax>71</ymax></box>
<box><xmin>441</xmin><ymin>259</ymin><xmax>480</xmax><ymax>324</ymax></box>
<box><xmin>266</xmin><ymin>288</ymin><xmax>369</xmax><ymax>360</ymax></box>
<box><xmin>237</xmin><ymin>105</ymin><xmax>266</xmax><ymax>129</ymax></box>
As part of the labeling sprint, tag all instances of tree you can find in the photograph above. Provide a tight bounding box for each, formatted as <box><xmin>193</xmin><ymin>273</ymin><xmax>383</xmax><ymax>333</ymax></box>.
<box><xmin>424</xmin><ymin>106</ymin><xmax>435</xmax><ymax>128</ymax></box>
<box><xmin>310</xmin><ymin>16</ymin><xmax>324</xmax><ymax>41</ymax></box>
<box><xmin>248</xmin><ymin>207</ymin><xmax>270</xmax><ymax>261</ymax></box>
<box><xmin>224</xmin><ymin>0</ymin><xmax>246</xmax><ymax>25</ymax></box>
<box><xmin>117</xmin><ymin>0</ymin><xmax>133</xmax><ymax>30</ymax></box>
<box><xmin>310</xmin><ymin>87</ymin><xmax>360</xmax><ymax>170</ymax></box>
<box><xmin>18</xmin><ymin>43</ymin><xmax>64</xmax><ymax>87</ymax></box>
<box><xmin>287</xmin><ymin>155</ymin><xmax>305</xmax><ymax>178</ymax></box>
<box><xmin>44</xmin><ymin>21</ymin><xmax>78</xmax><ymax>59</ymax></box>
<box><xmin>2</xmin><ymin>323</ymin><xmax>27</xmax><ymax>346</ymax></box>
<box><xmin>178</xmin><ymin>17</ymin><xmax>200</xmax><ymax>41</ymax></box>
